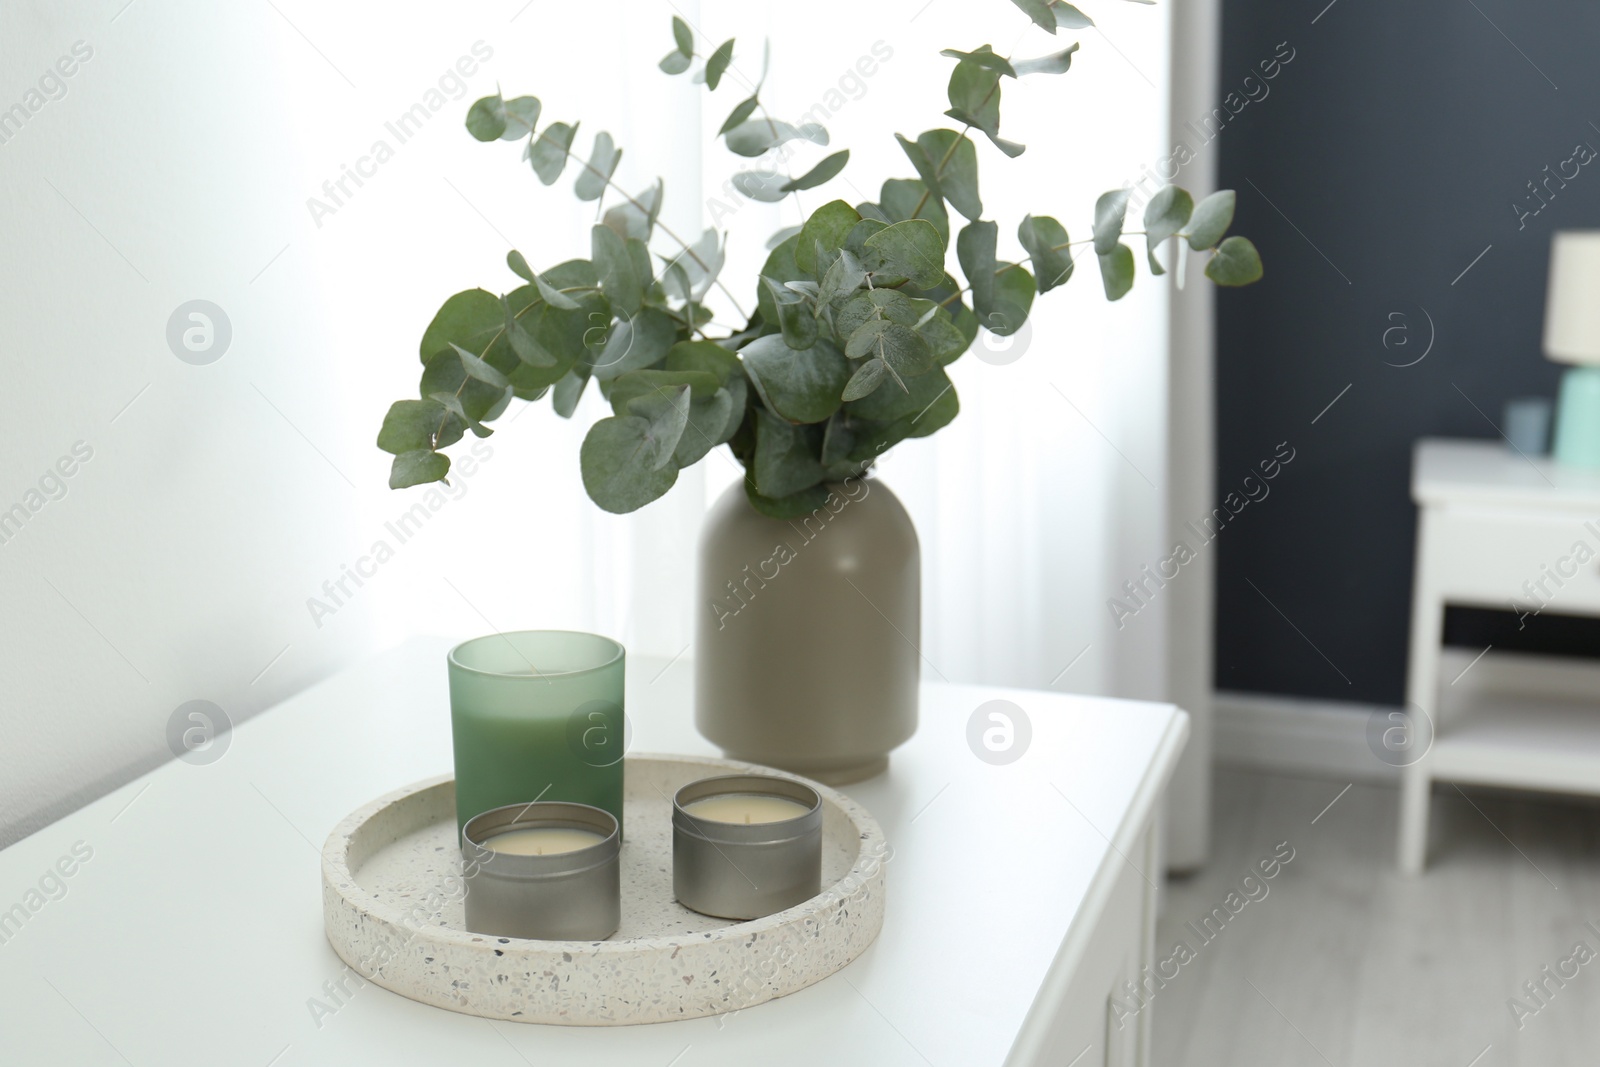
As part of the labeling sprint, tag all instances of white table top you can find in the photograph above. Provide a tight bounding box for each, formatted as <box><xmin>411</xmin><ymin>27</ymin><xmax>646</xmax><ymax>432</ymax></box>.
<box><xmin>1414</xmin><ymin>437</ymin><xmax>1600</xmax><ymax>510</ymax></box>
<box><xmin>0</xmin><ymin>637</ymin><xmax>1186</xmax><ymax>1067</ymax></box>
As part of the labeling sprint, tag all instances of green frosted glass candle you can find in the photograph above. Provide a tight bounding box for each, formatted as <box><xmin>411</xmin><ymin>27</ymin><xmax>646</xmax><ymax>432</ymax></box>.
<box><xmin>448</xmin><ymin>631</ymin><xmax>626</xmax><ymax>838</ymax></box>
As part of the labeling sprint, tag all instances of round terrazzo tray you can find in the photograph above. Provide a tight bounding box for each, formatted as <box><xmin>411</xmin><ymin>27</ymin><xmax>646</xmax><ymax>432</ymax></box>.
<box><xmin>320</xmin><ymin>754</ymin><xmax>887</xmax><ymax>1025</ymax></box>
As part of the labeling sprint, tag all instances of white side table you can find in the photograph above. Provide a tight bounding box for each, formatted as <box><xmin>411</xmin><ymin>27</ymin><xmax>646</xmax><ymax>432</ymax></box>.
<box><xmin>0</xmin><ymin>637</ymin><xmax>1187</xmax><ymax>1066</ymax></box>
<box><xmin>1400</xmin><ymin>438</ymin><xmax>1600</xmax><ymax>873</ymax></box>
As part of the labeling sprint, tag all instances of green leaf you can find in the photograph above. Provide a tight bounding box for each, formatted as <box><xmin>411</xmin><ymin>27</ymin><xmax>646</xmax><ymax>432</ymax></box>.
<box><xmin>590</xmin><ymin>308</ymin><xmax>678</xmax><ymax>381</ymax></box>
<box><xmin>842</xmin><ymin>358</ymin><xmax>889</xmax><ymax>401</ymax></box>
<box><xmin>957</xmin><ymin>220</ymin><xmax>998</xmax><ymax>316</ymax></box>
<box><xmin>592</xmin><ymin>225</ymin><xmax>643</xmax><ymax>318</ymax></box>
<box><xmin>1017</xmin><ymin>214</ymin><xmax>1074</xmax><ymax>293</ymax></box>
<box><xmin>704</xmin><ymin>39</ymin><xmax>735</xmax><ymax>90</ymax></box>
<box><xmin>664</xmin><ymin>339</ymin><xmax>740</xmax><ymax>385</ymax></box>
<box><xmin>782</xmin><ymin>150</ymin><xmax>850</xmax><ymax>193</ymax></box>
<box><xmin>602</xmin><ymin>180</ymin><xmax>664</xmax><ymax>243</ymax></box>
<box><xmin>377</xmin><ymin>399</ymin><xmax>445</xmax><ymax>455</ymax></box>
<box><xmin>754</xmin><ymin>234</ymin><xmax>804</xmax><ymax>327</ymax></box>
<box><xmin>741</xmin><ymin>334</ymin><xmax>851</xmax><ymax>423</ymax></box>
<box><xmin>529</xmin><ymin>121</ymin><xmax>579</xmax><ymax>185</ymax></box>
<box><xmin>720</xmin><ymin>95</ymin><xmax>760</xmax><ymax>135</ymax></box>
<box><xmin>819</xmin><ymin>248</ymin><xmax>867</xmax><ymax>306</ymax></box>
<box><xmin>846</xmin><ymin>366</ymin><xmax>953</xmax><ymax>423</ymax></box>
<box><xmin>1092</xmin><ymin>188</ymin><xmax>1131</xmax><ymax>256</ymax></box>
<box><xmin>795</xmin><ymin>200</ymin><xmax>862</xmax><ymax>275</ymax></box>
<box><xmin>967</xmin><ymin>123</ymin><xmax>1026</xmax><ymax>158</ymax></box>
<box><xmin>1099</xmin><ymin>242</ymin><xmax>1135</xmax><ymax>300</ymax></box>
<box><xmin>580</xmin><ymin>416</ymin><xmax>680</xmax><ymax>513</ymax></box>
<box><xmin>659</xmin><ymin>50</ymin><xmax>692</xmax><ymax>75</ymax></box>
<box><xmin>845</xmin><ymin>319</ymin><xmax>934</xmax><ymax>378</ymax></box>
<box><xmin>742</xmin><ymin>479</ymin><xmax>830</xmax><ymax>519</ymax></box>
<box><xmin>1204</xmin><ymin>236</ymin><xmax>1263</xmax><ymax>286</ymax></box>
<box><xmin>987</xmin><ymin>263</ymin><xmax>1037</xmax><ymax>336</ymax></box>
<box><xmin>450</xmin><ymin>342</ymin><xmax>511</xmax><ymax>389</ymax></box>
<box><xmin>836</xmin><ymin>289</ymin><xmax>915</xmax><ymax>340</ymax></box>
<box><xmin>624</xmin><ymin>384</ymin><xmax>692</xmax><ymax>470</ymax></box>
<box><xmin>503</xmin><ymin>297</ymin><xmax>556</xmax><ymax>367</ymax></box>
<box><xmin>862</xmin><ymin>219</ymin><xmax>946</xmax><ymax>289</ymax></box>
<box><xmin>879</xmin><ymin>179</ymin><xmax>950</xmax><ymax>248</ymax></box>
<box><xmin>1009</xmin><ymin>0</ymin><xmax>1059</xmax><ymax>33</ymax></box>
<box><xmin>552</xmin><ymin>369</ymin><xmax>588</xmax><ymax>417</ymax></box>
<box><xmin>574</xmin><ymin>132</ymin><xmax>621</xmax><ymax>202</ymax></box>
<box><xmin>390</xmin><ymin>449</ymin><xmax>450</xmax><ymax>489</ymax></box>
<box><xmin>1052</xmin><ymin>3</ymin><xmax>1095</xmax><ymax>29</ymax></box>
<box><xmin>1013</xmin><ymin>43</ymin><xmax>1080</xmax><ymax>76</ymax></box>
<box><xmin>500</xmin><ymin>96</ymin><xmax>541</xmax><ymax>141</ymax></box>
<box><xmin>465</xmin><ymin>92</ymin><xmax>506</xmax><ymax>141</ymax></box>
<box><xmin>507</xmin><ymin>250</ymin><xmax>535</xmax><ymax>282</ymax></box>
<box><xmin>939</xmin><ymin>45</ymin><xmax>1016</xmax><ymax>78</ymax></box>
<box><xmin>763</xmin><ymin>276</ymin><xmax>820</xmax><ymax>349</ymax></box>
<box><xmin>608</xmin><ymin>370</ymin><xmax>721</xmax><ymax>413</ymax></box>
<box><xmin>533</xmin><ymin>273</ymin><xmax>580</xmax><ymax>311</ymax></box>
<box><xmin>672</xmin><ymin>15</ymin><xmax>693</xmax><ymax>56</ymax></box>
<box><xmin>724</xmin><ymin>119</ymin><xmax>829</xmax><ymax>157</ymax></box>
<box><xmin>1186</xmin><ymin>189</ymin><xmax>1236</xmax><ymax>250</ymax></box>
<box><xmin>902</xmin><ymin>130</ymin><xmax>982</xmax><ymax>222</ymax></box>
<box><xmin>674</xmin><ymin>387</ymin><xmax>735</xmax><ymax>466</ymax></box>
<box><xmin>914</xmin><ymin>303</ymin><xmax>972</xmax><ymax>363</ymax></box>
<box><xmin>753</xmin><ymin>410</ymin><xmax>825</xmax><ymax>498</ymax></box>
<box><xmin>947</xmin><ymin>60</ymin><xmax>1002</xmax><ymax>137</ymax></box>
<box><xmin>419</xmin><ymin>289</ymin><xmax>503</xmax><ymax>364</ymax></box>
<box><xmin>732</xmin><ymin>169</ymin><xmax>790</xmax><ymax>202</ymax></box>
<box><xmin>1143</xmin><ymin>186</ymin><xmax>1194</xmax><ymax>274</ymax></box>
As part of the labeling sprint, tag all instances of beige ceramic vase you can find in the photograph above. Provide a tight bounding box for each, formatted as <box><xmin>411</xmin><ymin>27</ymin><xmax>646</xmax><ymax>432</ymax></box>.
<box><xmin>694</xmin><ymin>477</ymin><xmax>920</xmax><ymax>784</ymax></box>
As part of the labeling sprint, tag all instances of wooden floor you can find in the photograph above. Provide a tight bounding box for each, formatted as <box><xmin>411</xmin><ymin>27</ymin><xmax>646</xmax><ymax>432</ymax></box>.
<box><xmin>1152</xmin><ymin>766</ymin><xmax>1600</xmax><ymax>1066</ymax></box>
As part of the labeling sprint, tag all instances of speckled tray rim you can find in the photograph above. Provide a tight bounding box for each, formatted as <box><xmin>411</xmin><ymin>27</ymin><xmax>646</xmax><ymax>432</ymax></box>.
<box><xmin>320</xmin><ymin>753</ymin><xmax>886</xmax><ymax>1024</ymax></box>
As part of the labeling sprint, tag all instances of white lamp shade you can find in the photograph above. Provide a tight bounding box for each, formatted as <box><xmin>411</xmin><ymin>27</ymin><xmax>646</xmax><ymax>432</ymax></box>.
<box><xmin>1544</xmin><ymin>230</ymin><xmax>1600</xmax><ymax>364</ymax></box>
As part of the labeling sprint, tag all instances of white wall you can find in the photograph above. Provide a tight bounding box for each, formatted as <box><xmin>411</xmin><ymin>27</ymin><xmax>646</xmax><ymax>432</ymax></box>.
<box><xmin>0</xmin><ymin>0</ymin><xmax>1177</xmax><ymax>845</ymax></box>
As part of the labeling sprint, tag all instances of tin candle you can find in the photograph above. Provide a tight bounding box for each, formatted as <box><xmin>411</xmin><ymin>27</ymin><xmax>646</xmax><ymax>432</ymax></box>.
<box><xmin>672</xmin><ymin>774</ymin><xmax>822</xmax><ymax>920</ymax></box>
<box><xmin>461</xmin><ymin>801</ymin><xmax>620</xmax><ymax>940</ymax></box>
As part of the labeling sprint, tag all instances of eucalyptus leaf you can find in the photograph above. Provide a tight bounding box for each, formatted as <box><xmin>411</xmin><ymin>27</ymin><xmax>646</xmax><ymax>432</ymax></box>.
<box><xmin>906</xmin><ymin>130</ymin><xmax>982</xmax><ymax>221</ymax></box>
<box><xmin>946</xmin><ymin>60</ymin><xmax>1002</xmax><ymax>136</ymax></box>
<box><xmin>763</xmin><ymin>276</ymin><xmax>820</xmax><ymax>349</ymax></box>
<box><xmin>450</xmin><ymin>343</ymin><xmax>511</xmax><ymax>389</ymax></box>
<box><xmin>664</xmin><ymin>339</ymin><xmax>741</xmax><ymax>385</ymax></box>
<box><xmin>574</xmin><ymin>132</ymin><xmax>621</xmax><ymax>202</ymax></box>
<box><xmin>464</xmin><ymin>92</ymin><xmax>506</xmax><ymax>141</ymax></box>
<box><xmin>938</xmin><ymin>46</ymin><xmax>1016</xmax><ymax>78</ymax></box>
<box><xmin>724</xmin><ymin>119</ymin><xmax>829</xmax><ymax>158</ymax></box>
<box><xmin>592</xmin><ymin>225</ymin><xmax>643</xmax><ymax>317</ymax></box>
<box><xmin>754</xmin><ymin>234</ymin><xmax>803</xmax><ymax>327</ymax></box>
<box><xmin>529</xmin><ymin>121</ymin><xmax>579</xmax><ymax>185</ymax></box>
<box><xmin>590</xmin><ymin>308</ymin><xmax>679</xmax><ymax>381</ymax></box>
<box><xmin>861</xmin><ymin>219</ymin><xmax>946</xmax><ymax>289</ymax></box>
<box><xmin>552</xmin><ymin>369</ymin><xmax>588</xmax><ymax>417</ymax></box>
<box><xmin>500</xmin><ymin>96</ymin><xmax>541</xmax><ymax>141</ymax></box>
<box><xmin>836</xmin><ymin>289</ymin><xmax>915</xmax><ymax>340</ymax></box>
<box><xmin>1009</xmin><ymin>0</ymin><xmax>1059</xmax><ymax>33</ymax></box>
<box><xmin>1013</xmin><ymin>43</ymin><xmax>1080</xmax><ymax>76</ymax></box>
<box><xmin>1017</xmin><ymin>214</ymin><xmax>1074</xmax><ymax>292</ymax></box>
<box><xmin>878</xmin><ymin>179</ymin><xmax>950</xmax><ymax>248</ymax></box>
<box><xmin>1099</xmin><ymin>242</ymin><xmax>1135</xmax><ymax>300</ymax></box>
<box><xmin>580</xmin><ymin>416</ymin><xmax>679</xmax><ymax>513</ymax></box>
<box><xmin>753</xmin><ymin>409</ymin><xmax>826</xmax><ymax>498</ymax></box>
<box><xmin>1186</xmin><ymin>189</ymin><xmax>1236</xmax><ymax>250</ymax></box>
<box><xmin>987</xmin><ymin>263</ymin><xmax>1036</xmax><ymax>336</ymax></box>
<box><xmin>795</xmin><ymin>200</ymin><xmax>862</xmax><ymax>275</ymax></box>
<box><xmin>671</xmin><ymin>15</ymin><xmax>693</xmax><ymax>57</ymax></box>
<box><xmin>766</xmin><ymin>225</ymin><xmax>802</xmax><ymax>249</ymax></box>
<box><xmin>607</xmin><ymin>369</ymin><xmax>721</xmax><ymax>410</ymax></box>
<box><xmin>741</xmin><ymin>334</ymin><xmax>851</xmax><ymax>423</ymax></box>
<box><xmin>419</xmin><ymin>289</ymin><xmax>503</xmax><ymax>364</ymax></box>
<box><xmin>957</xmin><ymin>220</ymin><xmax>998</xmax><ymax>316</ymax></box>
<box><xmin>1143</xmin><ymin>186</ymin><xmax>1194</xmax><ymax>275</ymax></box>
<box><xmin>674</xmin><ymin>388</ymin><xmax>735</xmax><ymax>466</ymax></box>
<box><xmin>782</xmin><ymin>150</ymin><xmax>850</xmax><ymax>192</ymax></box>
<box><xmin>819</xmin><ymin>248</ymin><xmax>867</xmax><ymax>306</ymax></box>
<box><xmin>704</xmin><ymin>39</ymin><xmax>735</xmax><ymax>90</ymax></box>
<box><xmin>1052</xmin><ymin>3</ymin><xmax>1095</xmax><ymax>29</ymax></box>
<box><xmin>744</xmin><ymin>480</ymin><xmax>832</xmax><ymax>520</ymax></box>
<box><xmin>846</xmin><ymin>365</ymin><xmax>952</xmax><ymax>423</ymax></box>
<box><xmin>377</xmin><ymin>399</ymin><xmax>445</xmax><ymax>455</ymax></box>
<box><xmin>720</xmin><ymin>96</ymin><xmax>760</xmax><ymax>135</ymax></box>
<box><xmin>842</xmin><ymin>358</ymin><xmax>889</xmax><ymax>401</ymax></box>
<box><xmin>1092</xmin><ymin>188</ymin><xmax>1131</xmax><ymax>255</ymax></box>
<box><xmin>390</xmin><ymin>449</ymin><xmax>450</xmax><ymax>489</ymax></box>
<box><xmin>1204</xmin><ymin>236</ymin><xmax>1263</xmax><ymax>286</ymax></box>
<box><xmin>533</xmin><ymin>274</ymin><xmax>580</xmax><ymax>311</ymax></box>
<box><xmin>845</xmin><ymin>318</ymin><xmax>933</xmax><ymax>378</ymax></box>
<box><xmin>625</xmin><ymin>384</ymin><xmax>692</xmax><ymax>470</ymax></box>
<box><xmin>732</xmin><ymin>169</ymin><xmax>791</xmax><ymax>202</ymax></box>
<box><xmin>507</xmin><ymin>250</ymin><xmax>535</xmax><ymax>282</ymax></box>
<box><xmin>659</xmin><ymin>50</ymin><xmax>692</xmax><ymax>75</ymax></box>
<box><xmin>602</xmin><ymin>180</ymin><xmax>664</xmax><ymax>243</ymax></box>
<box><xmin>504</xmin><ymin>297</ymin><xmax>557</xmax><ymax>367</ymax></box>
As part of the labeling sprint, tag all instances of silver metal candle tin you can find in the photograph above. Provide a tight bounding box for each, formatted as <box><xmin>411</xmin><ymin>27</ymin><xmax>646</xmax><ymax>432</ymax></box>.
<box><xmin>461</xmin><ymin>801</ymin><xmax>620</xmax><ymax>940</ymax></box>
<box><xmin>672</xmin><ymin>774</ymin><xmax>823</xmax><ymax>921</ymax></box>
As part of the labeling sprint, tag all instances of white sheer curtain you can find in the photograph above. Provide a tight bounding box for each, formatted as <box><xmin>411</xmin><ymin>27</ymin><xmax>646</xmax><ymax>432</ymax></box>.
<box><xmin>355</xmin><ymin>0</ymin><xmax>1175</xmax><ymax>704</ymax></box>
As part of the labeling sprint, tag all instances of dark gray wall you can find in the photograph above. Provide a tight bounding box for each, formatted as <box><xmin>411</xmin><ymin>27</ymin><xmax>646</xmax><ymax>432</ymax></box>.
<box><xmin>1214</xmin><ymin>0</ymin><xmax>1600</xmax><ymax>703</ymax></box>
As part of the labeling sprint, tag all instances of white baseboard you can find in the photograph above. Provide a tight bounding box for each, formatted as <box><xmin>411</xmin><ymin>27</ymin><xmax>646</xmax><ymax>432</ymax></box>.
<box><xmin>1214</xmin><ymin>691</ymin><xmax>1400</xmax><ymax>784</ymax></box>
<box><xmin>1215</xmin><ymin>649</ymin><xmax>1600</xmax><ymax>785</ymax></box>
